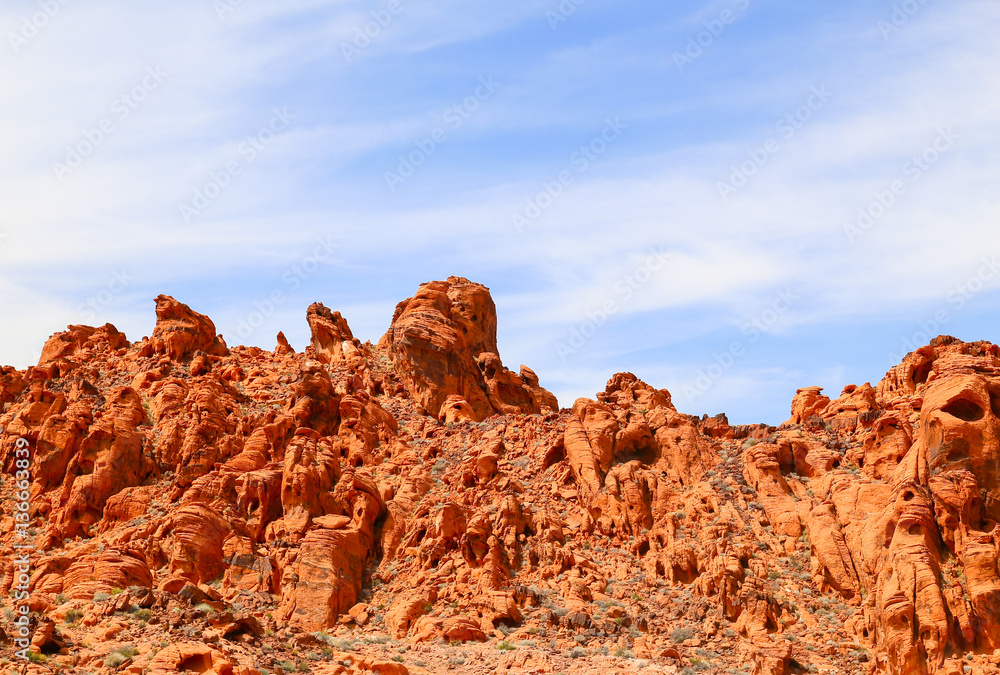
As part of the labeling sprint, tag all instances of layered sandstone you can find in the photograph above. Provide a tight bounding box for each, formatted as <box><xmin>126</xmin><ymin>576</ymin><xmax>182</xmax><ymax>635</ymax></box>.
<box><xmin>2</xmin><ymin>288</ymin><xmax>1000</xmax><ymax>675</ymax></box>
<box><xmin>380</xmin><ymin>276</ymin><xmax>557</xmax><ymax>422</ymax></box>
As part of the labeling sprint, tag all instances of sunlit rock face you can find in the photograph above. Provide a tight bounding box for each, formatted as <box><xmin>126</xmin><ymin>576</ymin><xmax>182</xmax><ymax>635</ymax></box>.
<box><xmin>6</xmin><ymin>288</ymin><xmax>1000</xmax><ymax>675</ymax></box>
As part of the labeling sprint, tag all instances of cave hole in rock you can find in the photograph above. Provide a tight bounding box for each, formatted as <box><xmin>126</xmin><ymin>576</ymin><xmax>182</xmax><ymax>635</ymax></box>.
<box><xmin>942</xmin><ymin>398</ymin><xmax>985</xmax><ymax>422</ymax></box>
<box><xmin>616</xmin><ymin>443</ymin><xmax>657</xmax><ymax>466</ymax></box>
<box><xmin>934</xmin><ymin>438</ymin><xmax>971</xmax><ymax>469</ymax></box>
<box><xmin>637</xmin><ymin>540</ymin><xmax>650</xmax><ymax>556</ymax></box>
<box><xmin>38</xmin><ymin>637</ymin><xmax>62</xmax><ymax>655</ymax></box>
<box><xmin>911</xmin><ymin>361</ymin><xmax>933</xmax><ymax>387</ymax></box>
<box><xmin>178</xmin><ymin>654</ymin><xmax>212</xmax><ymax>673</ymax></box>
<box><xmin>831</xmin><ymin>459</ymin><xmax>841</xmax><ymax>469</ymax></box>
<box><xmin>542</xmin><ymin>442</ymin><xmax>566</xmax><ymax>471</ymax></box>
<box><xmin>672</xmin><ymin>565</ymin><xmax>696</xmax><ymax>585</ymax></box>
<box><xmin>908</xmin><ymin>524</ymin><xmax>922</xmax><ymax>536</ymax></box>
<box><xmin>946</xmin><ymin>450</ymin><xmax>968</xmax><ymax>464</ymax></box>
<box><xmin>902</xmin><ymin>491</ymin><xmax>915</xmax><ymax>502</ymax></box>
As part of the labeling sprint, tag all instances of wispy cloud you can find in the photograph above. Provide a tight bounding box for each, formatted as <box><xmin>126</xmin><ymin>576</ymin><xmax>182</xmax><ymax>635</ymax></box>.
<box><xmin>1</xmin><ymin>0</ymin><xmax>998</xmax><ymax>423</ymax></box>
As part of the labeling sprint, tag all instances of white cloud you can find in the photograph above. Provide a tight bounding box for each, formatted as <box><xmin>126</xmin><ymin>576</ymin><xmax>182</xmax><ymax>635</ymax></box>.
<box><xmin>1</xmin><ymin>0</ymin><xmax>999</xmax><ymax>422</ymax></box>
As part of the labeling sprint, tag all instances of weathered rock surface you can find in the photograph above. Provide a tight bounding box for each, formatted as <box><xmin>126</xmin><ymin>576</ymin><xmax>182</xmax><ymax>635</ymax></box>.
<box><xmin>380</xmin><ymin>276</ymin><xmax>557</xmax><ymax>422</ymax></box>
<box><xmin>4</xmin><ymin>284</ymin><xmax>1000</xmax><ymax>675</ymax></box>
<box><xmin>150</xmin><ymin>294</ymin><xmax>229</xmax><ymax>360</ymax></box>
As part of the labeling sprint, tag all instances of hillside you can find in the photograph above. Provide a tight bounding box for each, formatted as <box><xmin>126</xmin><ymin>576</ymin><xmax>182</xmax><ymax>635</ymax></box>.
<box><xmin>1</xmin><ymin>276</ymin><xmax>998</xmax><ymax>675</ymax></box>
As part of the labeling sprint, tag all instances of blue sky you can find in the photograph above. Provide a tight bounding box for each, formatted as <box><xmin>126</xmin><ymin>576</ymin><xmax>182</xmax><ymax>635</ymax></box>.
<box><xmin>1</xmin><ymin>0</ymin><xmax>999</xmax><ymax>424</ymax></box>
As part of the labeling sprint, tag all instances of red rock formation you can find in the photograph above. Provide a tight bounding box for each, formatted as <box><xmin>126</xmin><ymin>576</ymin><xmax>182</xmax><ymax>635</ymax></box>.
<box><xmin>381</xmin><ymin>277</ymin><xmax>556</xmax><ymax>421</ymax></box>
<box><xmin>37</xmin><ymin>323</ymin><xmax>127</xmax><ymax>377</ymax></box>
<box><xmin>8</xmin><ymin>290</ymin><xmax>1000</xmax><ymax>675</ymax></box>
<box><xmin>307</xmin><ymin>302</ymin><xmax>365</xmax><ymax>365</ymax></box>
<box><xmin>785</xmin><ymin>386</ymin><xmax>830</xmax><ymax>427</ymax></box>
<box><xmin>151</xmin><ymin>294</ymin><xmax>228</xmax><ymax>360</ymax></box>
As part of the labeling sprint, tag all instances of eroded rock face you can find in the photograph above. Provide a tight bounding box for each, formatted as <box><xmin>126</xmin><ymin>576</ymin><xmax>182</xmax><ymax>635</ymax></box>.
<box><xmin>7</xmin><ymin>290</ymin><xmax>1000</xmax><ymax>675</ymax></box>
<box><xmin>766</xmin><ymin>338</ymin><xmax>1000</xmax><ymax>675</ymax></box>
<box><xmin>381</xmin><ymin>277</ymin><xmax>556</xmax><ymax>421</ymax></box>
<box><xmin>37</xmin><ymin>323</ymin><xmax>128</xmax><ymax>378</ymax></box>
<box><xmin>151</xmin><ymin>295</ymin><xmax>228</xmax><ymax>360</ymax></box>
<box><xmin>307</xmin><ymin>302</ymin><xmax>365</xmax><ymax>366</ymax></box>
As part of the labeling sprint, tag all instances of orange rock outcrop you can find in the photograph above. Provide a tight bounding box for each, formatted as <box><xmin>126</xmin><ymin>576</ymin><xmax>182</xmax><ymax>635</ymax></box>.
<box><xmin>3</xmin><ymin>290</ymin><xmax>1000</xmax><ymax>675</ymax></box>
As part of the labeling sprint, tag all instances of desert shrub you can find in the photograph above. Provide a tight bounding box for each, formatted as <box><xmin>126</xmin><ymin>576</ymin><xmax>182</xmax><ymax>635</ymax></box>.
<box><xmin>671</xmin><ymin>627</ymin><xmax>695</xmax><ymax>643</ymax></box>
<box><xmin>103</xmin><ymin>645</ymin><xmax>138</xmax><ymax>668</ymax></box>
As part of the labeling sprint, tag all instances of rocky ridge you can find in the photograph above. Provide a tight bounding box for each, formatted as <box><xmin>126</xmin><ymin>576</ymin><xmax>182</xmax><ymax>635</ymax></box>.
<box><xmin>0</xmin><ymin>276</ymin><xmax>999</xmax><ymax>675</ymax></box>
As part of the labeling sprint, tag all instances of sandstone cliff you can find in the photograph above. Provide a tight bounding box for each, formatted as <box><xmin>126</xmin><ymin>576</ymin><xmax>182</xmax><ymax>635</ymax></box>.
<box><xmin>1</xmin><ymin>281</ymin><xmax>999</xmax><ymax>675</ymax></box>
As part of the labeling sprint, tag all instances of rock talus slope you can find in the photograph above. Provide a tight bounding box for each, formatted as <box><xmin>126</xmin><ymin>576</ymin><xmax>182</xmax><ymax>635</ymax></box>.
<box><xmin>1</xmin><ymin>281</ymin><xmax>1000</xmax><ymax>675</ymax></box>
